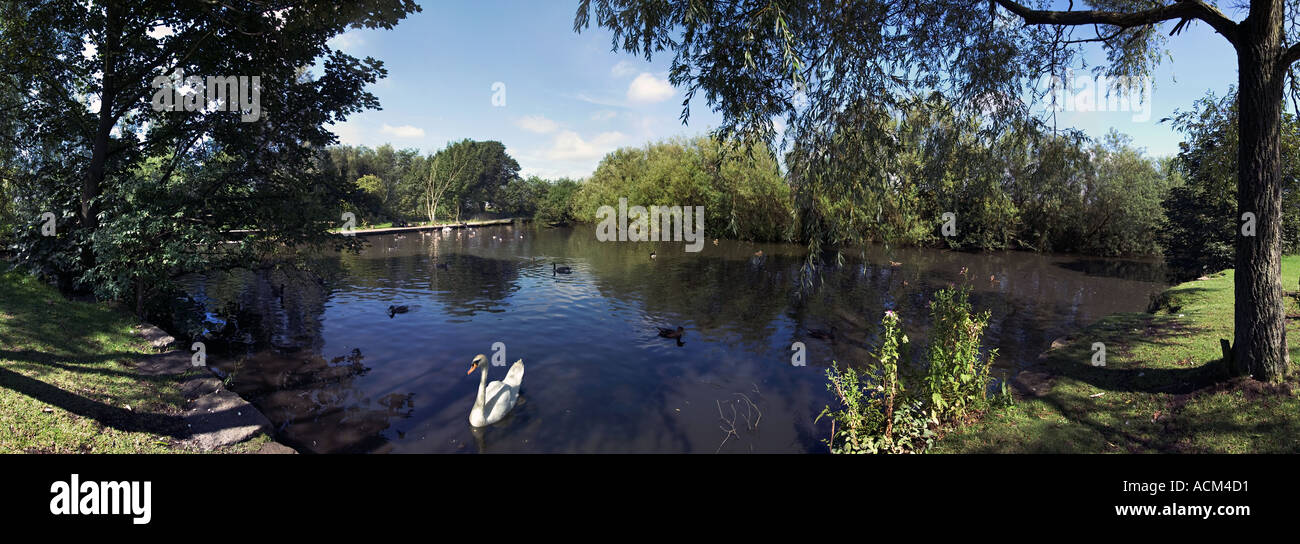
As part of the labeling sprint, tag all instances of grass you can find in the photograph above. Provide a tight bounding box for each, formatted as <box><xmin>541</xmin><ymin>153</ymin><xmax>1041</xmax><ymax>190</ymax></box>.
<box><xmin>0</xmin><ymin>268</ymin><xmax>268</xmax><ymax>453</ymax></box>
<box><xmin>935</xmin><ymin>255</ymin><xmax>1300</xmax><ymax>453</ymax></box>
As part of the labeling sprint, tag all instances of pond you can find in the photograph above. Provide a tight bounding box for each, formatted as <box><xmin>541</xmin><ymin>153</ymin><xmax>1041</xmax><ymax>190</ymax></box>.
<box><xmin>182</xmin><ymin>224</ymin><xmax>1167</xmax><ymax>453</ymax></box>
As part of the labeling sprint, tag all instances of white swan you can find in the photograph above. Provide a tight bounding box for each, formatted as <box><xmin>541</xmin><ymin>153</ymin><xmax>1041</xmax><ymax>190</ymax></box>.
<box><xmin>467</xmin><ymin>354</ymin><xmax>524</xmax><ymax>427</ymax></box>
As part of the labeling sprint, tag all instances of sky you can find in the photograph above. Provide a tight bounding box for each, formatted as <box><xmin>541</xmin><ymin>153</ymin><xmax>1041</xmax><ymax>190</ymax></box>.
<box><xmin>325</xmin><ymin>1</ymin><xmax>1245</xmax><ymax>180</ymax></box>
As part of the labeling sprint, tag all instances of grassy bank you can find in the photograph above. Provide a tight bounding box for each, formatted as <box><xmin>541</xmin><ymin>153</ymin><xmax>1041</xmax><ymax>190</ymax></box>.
<box><xmin>0</xmin><ymin>269</ymin><xmax>267</xmax><ymax>453</ymax></box>
<box><xmin>936</xmin><ymin>256</ymin><xmax>1300</xmax><ymax>453</ymax></box>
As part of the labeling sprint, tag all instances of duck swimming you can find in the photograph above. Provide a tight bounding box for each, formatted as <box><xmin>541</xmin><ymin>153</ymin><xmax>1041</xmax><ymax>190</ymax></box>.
<box><xmin>553</xmin><ymin>263</ymin><xmax>572</xmax><ymax>275</ymax></box>
<box><xmin>387</xmin><ymin>305</ymin><xmax>409</xmax><ymax>318</ymax></box>
<box><xmin>808</xmin><ymin>326</ymin><xmax>837</xmax><ymax>342</ymax></box>
<box><xmin>657</xmin><ymin>326</ymin><xmax>684</xmax><ymax>339</ymax></box>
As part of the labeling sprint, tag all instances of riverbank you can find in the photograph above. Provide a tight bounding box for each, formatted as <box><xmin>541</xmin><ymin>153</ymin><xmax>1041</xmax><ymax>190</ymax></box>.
<box><xmin>330</xmin><ymin>217</ymin><xmax>524</xmax><ymax>236</ymax></box>
<box><xmin>0</xmin><ymin>269</ymin><xmax>280</xmax><ymax>453</ymax></box>
<box><xmin>935</xmin><ymin>255</ymin><xmax>1300</xmax><ymax>453</ymax></box>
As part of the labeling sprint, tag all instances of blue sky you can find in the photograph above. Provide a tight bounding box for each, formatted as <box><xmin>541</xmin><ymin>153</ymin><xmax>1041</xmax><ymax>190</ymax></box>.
<box><xmin>326</xmin><ymin>1</ymin><xmax>1243</xmax><ymax>179</ymax></box>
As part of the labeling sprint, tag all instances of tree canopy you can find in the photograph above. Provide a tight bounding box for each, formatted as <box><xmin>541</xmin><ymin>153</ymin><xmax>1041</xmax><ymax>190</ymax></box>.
<box><xmin>1</xmin><ymin>0</ymin><xmax>420</xmax><ymax>309</ymax></box>
<box><xmin>574</xmin><ymin>0</ymin><xmax>1298</xmax><ymax>380</ymax></box>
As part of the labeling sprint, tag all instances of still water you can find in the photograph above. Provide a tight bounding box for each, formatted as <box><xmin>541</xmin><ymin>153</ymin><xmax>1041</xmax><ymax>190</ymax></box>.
<box><xmin>184</xmin><ymin>224</ymin><xmax>1166</xmax><ymax>453</ymax></box>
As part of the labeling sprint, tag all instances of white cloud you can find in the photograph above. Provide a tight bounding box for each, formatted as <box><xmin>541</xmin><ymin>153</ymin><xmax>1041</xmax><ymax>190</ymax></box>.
<box><xmin>516</xmin><ymin>115</ymin><xmax>560</xmax><ymax>134</ymax></box>
<box><xmin>574</xmin><ymin>92</ymin><xmax>625</xmax><ymax>108</ymax></box>
<box><xmin>627</xmin><ymin>72</ymin><xmax>674</xmax><ymax>104</ymax></box>
<box><xmin>329</xmin><ymin>31</ymin><xmax>364</xmax><ymax>50</ymax></box>
<box><xmin>545</xmin><ymin>130</ymin><xmax>624</xmax><ymax>161</ymax></box>
<box><xmin>771</xmin><ymin>115</ymin><xmax>787</xmax><ymax>136</ymax></box>
<box><xmin>590</xmin><ymin>110</ymin><xmax>617</xmax><ymax>121</ymax></box>
<box><xmin>611</xmin><ymin>60</ymin><xmax>637</xmax><ymax>78</ymax></box>
<box><xmin>380</xmin><ymin>123</ymin><xmax>425</xmax><ymax>138</ymax></box>
<box><xmin>330</xmin><ymin>122</ymin><xmax>362</xmax><ymax>145</ymax></box>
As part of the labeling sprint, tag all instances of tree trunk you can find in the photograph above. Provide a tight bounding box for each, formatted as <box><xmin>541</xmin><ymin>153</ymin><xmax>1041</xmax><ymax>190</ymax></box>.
<box><xmin>1232</xmin><ymin>4</ymin><xmax>1291</xmax><ymax>381</ymax></box>
<box><xmin>80</xmin><ymin>5</ymin><xmax>123</xmax><ymax>278</ymax></box>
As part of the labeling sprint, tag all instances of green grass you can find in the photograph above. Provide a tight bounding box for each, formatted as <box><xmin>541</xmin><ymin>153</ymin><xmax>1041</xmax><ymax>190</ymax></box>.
<box><xmin>935</xmin><ymin>255</ymin><xmax>1300</xmax><ymax>453</ymax></box>
<box><xmin>0</xmin><ymin>269</ymin><xmax>268</xmax><ymax>453</ymax></box>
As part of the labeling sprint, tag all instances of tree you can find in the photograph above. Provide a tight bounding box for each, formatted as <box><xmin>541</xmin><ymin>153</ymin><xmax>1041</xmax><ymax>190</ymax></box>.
<box><xmin>575</xmin><ymin>0</ymin><xmax>1295</xmax><ymax>381</ymax></box>
<box><xmin>536</xmin><ymin>178</ymin><xmax>582</xmax><ymax>225</ymax></box>
<box><xmin>1</xmin><ymin>0</ymin><xmax>420</xmax><ymax>300</ymax></box>
<box><xmin>495</xmin><ymin>176</ymin><xmax>550</xmax><ymax>217</ymax></box>
<box><xmin>1165</xmin><ymin>90</ymin><xmax>1300</xmax><ymax>279</ymax></box>
<box><xmin>421</xmin><ymin>139</ymin><xmax>521</xmax><ymax>223</ymax></box>
<box><xmin>423</xmin><ymin>141</ymin><xmax>474</xmax><ymax>224</ymax></box>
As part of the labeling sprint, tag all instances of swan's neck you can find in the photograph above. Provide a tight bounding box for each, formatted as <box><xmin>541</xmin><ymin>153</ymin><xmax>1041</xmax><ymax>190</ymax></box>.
<box><xmin>474</xmin><ymin>364</ymin><xmax>490</xmax><ymax>415</ymax></box>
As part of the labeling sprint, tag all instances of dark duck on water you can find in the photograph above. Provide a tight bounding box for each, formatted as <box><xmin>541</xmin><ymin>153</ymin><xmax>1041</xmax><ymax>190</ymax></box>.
<box><xmin>807</xmin><ymin>326</ymin><xmax>837</xmax><ymax>342</ymax></box>
<box><xmin>657</xmin><ymin>326</ymin><xmax>684</xmax><ymax>339</ymax></box>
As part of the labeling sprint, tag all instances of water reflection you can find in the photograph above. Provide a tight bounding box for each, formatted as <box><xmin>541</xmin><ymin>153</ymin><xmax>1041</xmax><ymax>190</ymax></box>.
<box><xmin>180</xmin><ymin>225</ymin><xmax>1166</xmax><ymax>453</ymax></box>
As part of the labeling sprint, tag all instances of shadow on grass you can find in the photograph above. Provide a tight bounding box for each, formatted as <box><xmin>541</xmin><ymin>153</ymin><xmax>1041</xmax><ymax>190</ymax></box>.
<box><xmin>0</xmin><ymin>365</ymin><xmax>187</xmax><ymax>438</ymax></box>
<box><xmin>0</xmin><ymin>349</ymin><xmax>157</xmax><ymax>380</ymax></box>
<box><xmin>1041</xmin><ymin>312</ymin><xmax>1219</xmax><ymax>394</ymax></box>
<box><xmin>0</xmin><ymin>270</ymin><xmax>189</xmax><ymax>441</ymax></box>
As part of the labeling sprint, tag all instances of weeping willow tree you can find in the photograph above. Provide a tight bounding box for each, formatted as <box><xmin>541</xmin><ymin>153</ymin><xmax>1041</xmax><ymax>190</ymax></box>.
<box><xmin>575</xmin><ymin>0</ymin><xmax>1295</xmax><ymax>382</ymax></box>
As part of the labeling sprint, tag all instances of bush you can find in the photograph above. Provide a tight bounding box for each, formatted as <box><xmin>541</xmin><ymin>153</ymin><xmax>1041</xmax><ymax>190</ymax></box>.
<box><xmin>817</xmin><ymin>279</ymin><xmax>1007</xmax><ymax>453</ymax></box>
<box><xmin>535</xmin><ymin>178</ymin><xmax>580</xmax><ymax>225</ymax></box>
<box><xmin>572</xmin><ymin>136</ymin><xmax>793</xmax><ymax>241</ymax></box>
<box><xmin>923</xmin><ymin>277</ymin><xmax>1000</xmax><ymax>424</ymax></box>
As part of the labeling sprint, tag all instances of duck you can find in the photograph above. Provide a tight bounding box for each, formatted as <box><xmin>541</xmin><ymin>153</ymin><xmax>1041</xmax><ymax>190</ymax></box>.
<box><xmin>387</xmin><ymin>305</ymin><xmax>409</xmax><ymax>318</ymax></box>
<box><xmin>553</xmin><ymin>262</ymin><xmax>572</xmax><ymax>275</ymax></box>
<box><xmin>650</xmin><ymin>251</ymin><xmax>657</xmax><ymax>259</ymax></box>
<box><xmin>808</xmin><ymin>326</ymin><xmax>837</xmax><ymax>342</ymax></box>
<box><xmin>442</xmin><ymin>225</ymin><xmax>453</xmax><ymax>233</ymax></box>
<box><xmin>657</xmin><ymin>326</ymin><xmax>685</xmax><ymax>339</ymax></box>
<box><xmin>466</xmin><ymin>354</ymin><xmax>525</xmax><ymax>427</ymax></box>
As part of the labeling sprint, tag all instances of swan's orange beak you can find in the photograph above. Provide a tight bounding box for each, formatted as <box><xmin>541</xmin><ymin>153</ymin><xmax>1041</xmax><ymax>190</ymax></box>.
<box><xmin>467</xmin><ymin>361</ymin><xmax>479</xmax><ymax>375</ymax></box>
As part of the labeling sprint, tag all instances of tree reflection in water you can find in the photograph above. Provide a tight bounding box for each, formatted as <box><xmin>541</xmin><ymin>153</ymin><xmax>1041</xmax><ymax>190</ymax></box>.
<box><xmin>180</xmin><ymin>225</ymin><xmax>1167</xmax><ymax>453</ymax></box>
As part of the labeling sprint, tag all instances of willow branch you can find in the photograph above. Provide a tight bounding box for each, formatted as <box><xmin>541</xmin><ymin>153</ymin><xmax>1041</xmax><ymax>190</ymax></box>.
<box><xmin>992</xmin><ymin>0</ymin><xmax>1239</xmax><ymax>45</ymax></box>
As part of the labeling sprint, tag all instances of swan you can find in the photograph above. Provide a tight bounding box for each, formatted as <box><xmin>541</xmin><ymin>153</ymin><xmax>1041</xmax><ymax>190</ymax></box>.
<box><xmin>467</xmin><ymin>354</ymin><xmax>525</xmax><ymax>427</ymax></box>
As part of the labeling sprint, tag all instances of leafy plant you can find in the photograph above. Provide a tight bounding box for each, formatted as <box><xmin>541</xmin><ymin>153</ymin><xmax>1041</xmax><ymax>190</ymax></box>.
<box><xmin>924</xmin><ymin>277</ymin><xmax>999</xmax><ymax>425</ymax></box>
<box><xmin>818</xmin><ymin>277</ymin><xmax>1004</xmax><ymax>454</ymax></box>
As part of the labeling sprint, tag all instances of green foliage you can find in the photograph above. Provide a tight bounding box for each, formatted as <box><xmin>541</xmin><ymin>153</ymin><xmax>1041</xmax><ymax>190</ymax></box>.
<box><xmin>787</xmin><ymin>96</ymin><xmax>1170</xmax><ymax>275</ymax></box>
<box><xmin>818</xmin><ymin>281</ymin><xmax>1007</xmax><ymax>454</ymax></box>
<box><xmin>572</xmin><ymin>136</ymin><xmax>793</xmax><ymax>240</ymax></box>
<box><xmin>1164</xmin><ymin>90</ymin><xmax>1300</xmax><ymax>280</ymax></box>
<box><xmin>2</xmin><ymin>0</ymin><xmax>420</xmax><ymax>300</ymax></box>
<box><xmin>536</xmin><ymin>178</ymin><xmax>581</xmax><ymax>225</ymax></box>
<box><xmin>816</xmin><ymin>313</ymin><xmax>936</xmax><ymax>454</ymax></box>
<box><xmin>924</xmin><ymin>277</ymin><xmax>1000</xmax><ymax>425</ymax></box>
<box><xmin>495</xmin><ymin>176</ymin><xmax>549</xmax><ymax>217</ymax></box>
